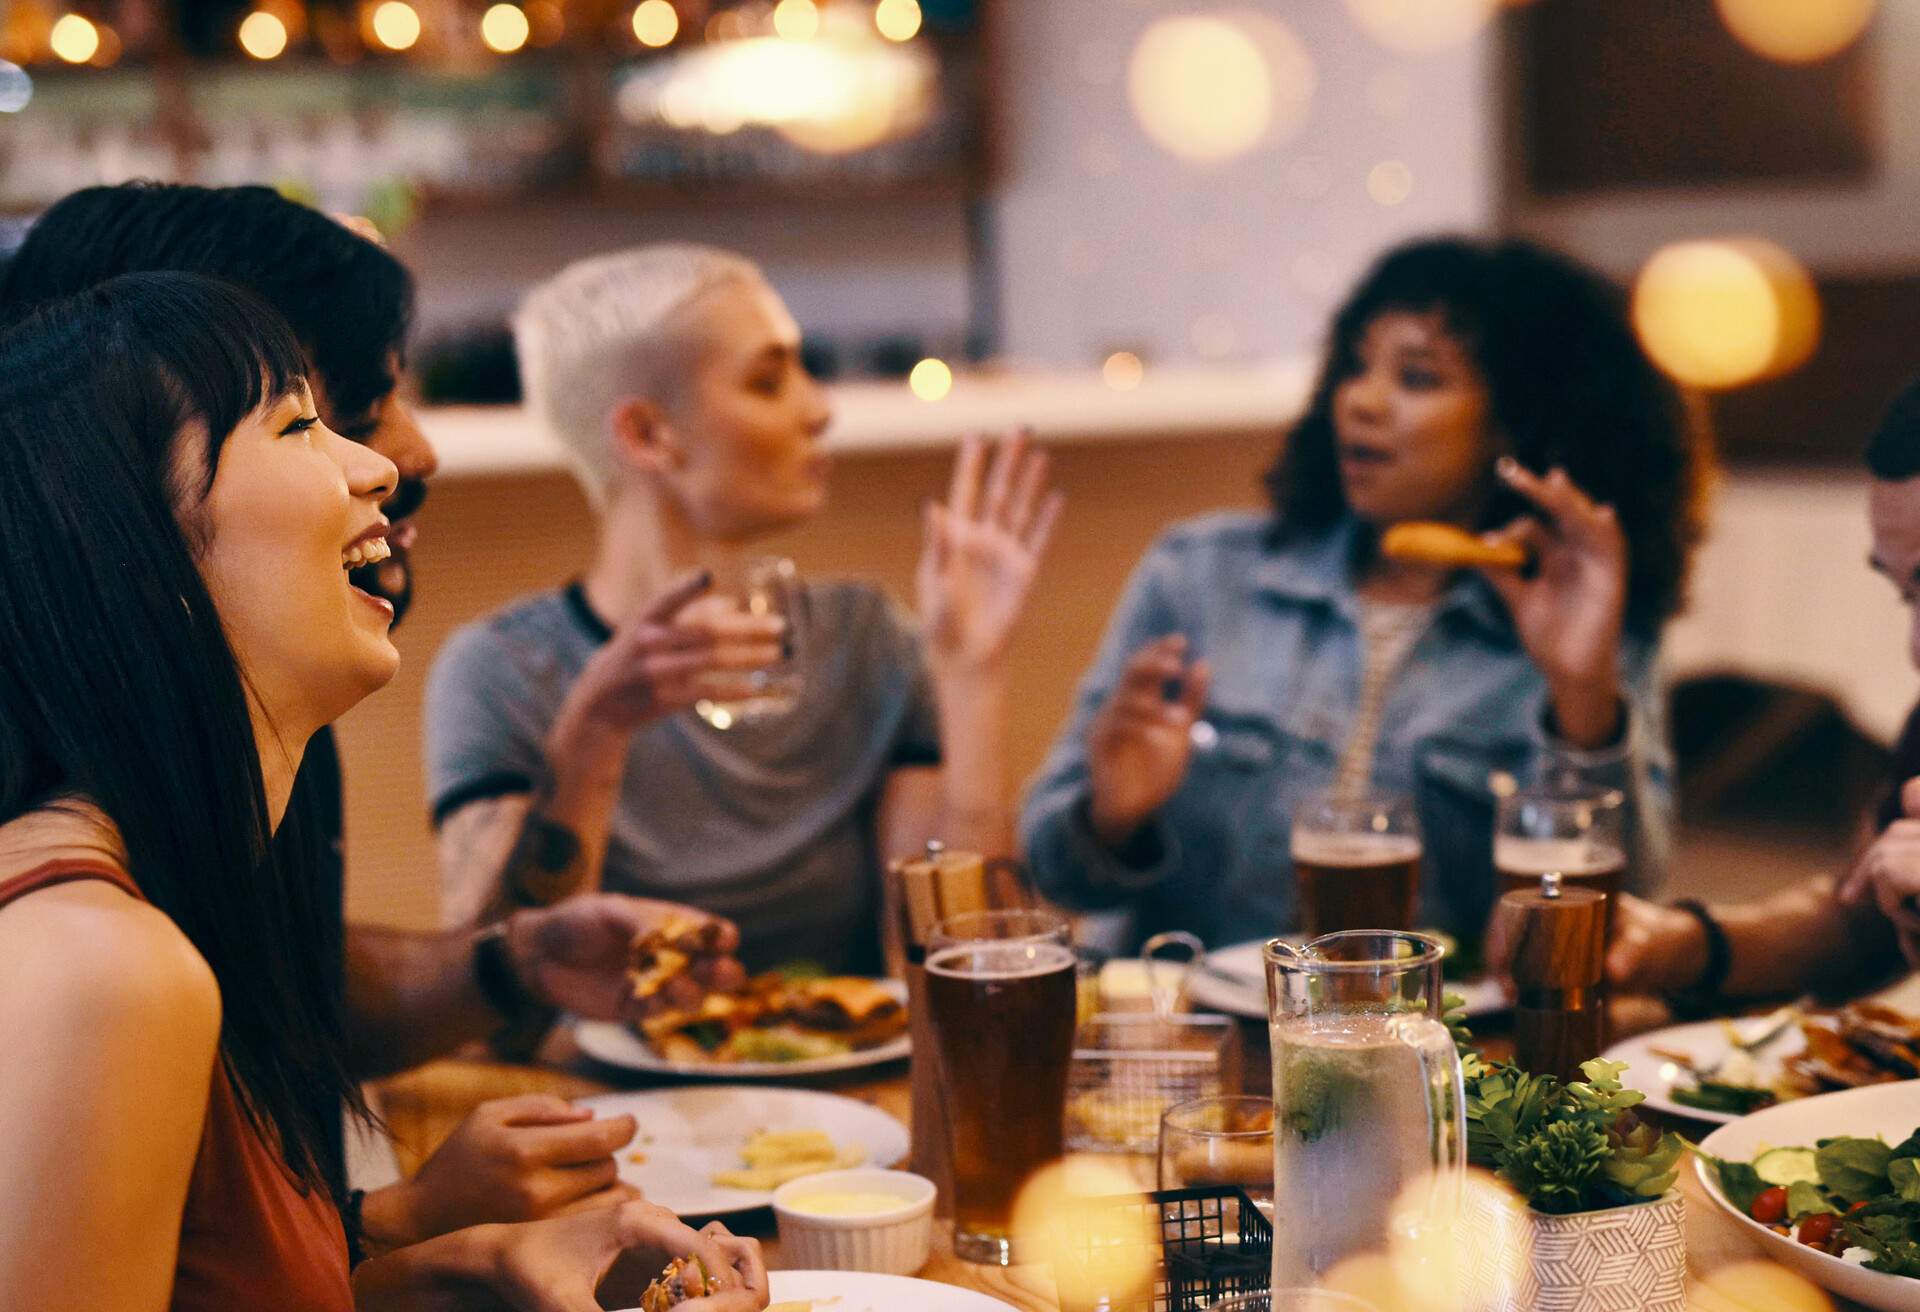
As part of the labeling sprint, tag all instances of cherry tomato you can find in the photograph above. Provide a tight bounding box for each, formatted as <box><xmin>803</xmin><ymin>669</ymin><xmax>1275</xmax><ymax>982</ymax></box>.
<box><xmin>1798</xmin><ymin>1213</ymin><xmax>1839</xmax><ymax>1251</ymax></box>
<box><xmin>1849</xmin><ymin>1201</ymin><xmax>1870</xmax><ymax>1214</ymax></box>
<box><xmin>1750</xmin><ymin>1187</ymin><xmax>1788</xmax><ymax>1225</ymax></box>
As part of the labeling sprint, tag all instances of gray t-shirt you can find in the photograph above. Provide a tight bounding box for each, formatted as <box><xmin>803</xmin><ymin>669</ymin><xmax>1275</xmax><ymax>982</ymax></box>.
<box><xmin>425</xmin><ymin>580</ymin><xmax>941</xmax><ymax>973</ymax></box>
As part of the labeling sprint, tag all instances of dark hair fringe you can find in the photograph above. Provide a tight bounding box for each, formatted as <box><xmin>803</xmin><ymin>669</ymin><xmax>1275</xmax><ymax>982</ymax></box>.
<box><xmin>1866</xmin><ymin>374</ymin><xmax>1920</xmax><ymax>482</ymax></box>
<box><xmin>0</xmin><ymin>272</ymin><xmax>366</xmax><ymax>1199</ymax></box>
<box><xmin>0</xmin><ymin>182</ymin><xmax>413</xmax><ymax>427</ymax></box>
<box><xmin>1265</xmin><ymin>235</ymin><xmax>1712</xmax><ymax>631</ymax></box>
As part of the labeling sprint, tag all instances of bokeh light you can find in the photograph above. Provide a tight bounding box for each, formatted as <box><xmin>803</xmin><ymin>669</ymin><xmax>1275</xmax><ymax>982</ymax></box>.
<box><xmin>874</xmin><ymin>0</ymin><xmax>921</xmax><ymax>43</ymax></box>
<box><xmin>370</xmin><ymin>1</ymin><xmax>421</xmax><ymax>51</ymax></box>
<box><xmin>1127</xmin><ymin>14</ymin><xmax>1314</xmax><ymax>164</ymax></box>
<box><xmin>1632</xmin><ymin>239</ymin><xmax>1820</xmax><ymax>390</ymax></box>
<box><xmin>908</xmin><ymin>357</ymin><xmax>953</xmax><ymax>402</ymax></box>
<box><xmin>0</xmin><ymin>61</ymin><xmax>32</xmax><ymax>114</ymax></box>
<box><xmin>1367</xmin><ymin>159</ymin><xmax>1414</xmax><ymax>206</ymax></box>
<box><xmin>1011</xmin><ymin>1159</ymin><xmax>1157</xmax><ymax>1311</ymax></box>
<box><xmin>1103</xmin><ymin>351</ymin><xmax>1145</xmax><ymax>391</ymax></box>
<box><xmin>633</xmin><ymin>0</ymin><xmax>679</xmax><ymax>47</ymax></box>
<box><xmin>1688</xmin><ymin>1258</ymin><xmax>1834</xmax><ymax>1310</ymax></box>
<box><xmin>1715</xmin><ymin>0</ymin><xmax>1874</xmax><ymax>65</ymax></box>
<box><xmin>773</xmin><ymin>0</ymin><xmax>820</xmax><ymax>42</ymax></box>
<box><xmin>481</xmin><ymin>3</ymin><xmax>530</xmax><ymax>53</ymax></box>
<box><xmin>49</xmin><ymin>14</ymin><xmax>100</xmax><ymax>64</ymax></box>
<box><xmin>1344</xmin><ymin>0</ymin><xmax>1499</xmax><ymax>53</ymax></box>
<box><xmin>238</xmin><ymin>10</ymin><xmax>289</xmax><ymax>59</ymax></box>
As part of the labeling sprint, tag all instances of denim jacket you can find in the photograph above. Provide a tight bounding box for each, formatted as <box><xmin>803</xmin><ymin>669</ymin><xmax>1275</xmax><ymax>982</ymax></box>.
<box><xmin>1019</xmin><ymin>512</ymin><xmax>1672</xmax><ymax>950</ymax></box>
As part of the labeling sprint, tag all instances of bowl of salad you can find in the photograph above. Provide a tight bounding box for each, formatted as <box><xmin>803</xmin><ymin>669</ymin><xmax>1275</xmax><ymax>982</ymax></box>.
<box><xmin>1695</xmin><ymin>1081</ymin><xmax>1920</xmax><ymax>1311</ymax></box>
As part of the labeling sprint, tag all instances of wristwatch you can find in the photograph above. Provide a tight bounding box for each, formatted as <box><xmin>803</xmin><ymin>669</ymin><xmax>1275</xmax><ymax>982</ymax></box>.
<box><xmin>472</xmin><ymin>920</ymin><xmax>560</xmax><ymax>1059</ymax></box>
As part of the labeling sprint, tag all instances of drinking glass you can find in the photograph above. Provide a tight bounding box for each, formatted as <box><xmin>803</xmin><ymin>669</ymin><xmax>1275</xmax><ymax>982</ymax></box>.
<box><xmin>1494</xmin><ymin>782</ymin><xmax>1626</xmax><ymax>939</ymax></box>
<box><xmin>925</xmin><ymin>909</ymin><xmax>1076</xmax><ymax>1265</ymax></box>
<box><xmin>1265</xmin><ymin>931</ymin><xmax>1466</xmax><ymax>1290</ymax></box>
<box><xmin>1290</xmin><ymin>791</ymin><xmax>1421</xmax><ymax>938</ymax></box>
<box><xmin>693</xmin><ymin>555</ymin><xmax>804</xmax><ymax>730</ymax></box>
<box><xmin>1158</xmin><ymin>1094</ymin><xmax>1274</xmax><ymax>1217</ymax></box>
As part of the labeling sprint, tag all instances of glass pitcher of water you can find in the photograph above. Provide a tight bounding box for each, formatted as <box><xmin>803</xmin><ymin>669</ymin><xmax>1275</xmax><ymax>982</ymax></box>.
<box><xmin>1264</xmin><ymin>931</ymin><xmax>1466</xmax><ymax>1290</ymax></box>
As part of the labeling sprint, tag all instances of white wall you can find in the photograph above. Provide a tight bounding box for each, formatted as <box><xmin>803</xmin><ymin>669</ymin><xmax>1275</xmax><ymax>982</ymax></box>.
<box><xmin>995</xmin><ymin>0</ymin><xmax>1498</xmax><ymax>367</ymax></box>
<box><xmin>394</xmin><ymin>0</ymin><xmax>1499</xmax><ymax>368</ymax></box>
<box><xmin>1511</xmin><ymin>0</ymin><xmax>1920</xmax><ymax>279</ymax></box>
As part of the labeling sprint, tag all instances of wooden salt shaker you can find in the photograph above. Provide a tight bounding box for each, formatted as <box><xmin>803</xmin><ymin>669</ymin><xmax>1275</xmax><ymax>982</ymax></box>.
<box><xmin>887</xmin><ymin>842</ymin><xmax>1032</xmax><ymax>1208</ymax></box>
<box><xmin>1501</xmin><ymin>872</ymin><xmax>1607</xmax><ymax>1083</ymax></box>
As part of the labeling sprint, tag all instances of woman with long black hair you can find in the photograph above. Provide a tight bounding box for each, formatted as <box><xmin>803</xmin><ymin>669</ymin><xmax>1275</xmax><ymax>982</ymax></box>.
<box><xmin>0</xmin><ymin>272</ymin><xmax>765</xmax><ymax>1311</ymax></box>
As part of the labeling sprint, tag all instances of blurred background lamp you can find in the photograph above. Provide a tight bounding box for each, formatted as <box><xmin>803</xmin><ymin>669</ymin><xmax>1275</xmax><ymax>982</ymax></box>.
<box><xmin>0</xmin><ymin>61</ymin><xmax>31</xmax><ymax>113</ymax></box>
<box><xmin>1344</xmin><ymin>0</ymin><xmax>1499</xmax><ymax>53</ymax></box>
<box><xmin>50</xmin><ymin>14</ymin><xmax>101</xmax><ymax>64</ymax></box>
<box><xmin>1128</xmin><ymin>14</ymin><xmax>1314</xmax><ymax>164</ymax></box>
<box><xmin>1367</xmin><ymin>159</ymin><xmax>1414</xmax><ymax>206</ymax></box>
<box><xmin>774</xmin><ymin>0</ymin><xmax>821</xmax><ymax>42</ymax></box>
<box><xmin>238</xmin><ymin>10</ymin><xmax>290</xmax><ymax>60</ymax></box>
<box><xmin>1715</xmin><ymin>0</ymin><xmax>1875</xmax><ymax>64</ymax></box>
<box><xmin>1632</xmin><ymin>239</ymin><xmax>1820</xmax><ymax>391</ymax></box>
<box><xmin>874</xmin><ymin>0</ymin><xmax>922</xmax><ymax>43</ymax></box>
<box><xmin>1102</xmin><ymin>351</ymin><xmax>1145</xmax><ymax>391</ymax></box>
<box><xmin>632</xmin><ymin>0</ymin><xmax>679</xmax><ymax>47</ymax></box>
<box><xmin>908</xmin><ymin>357</ymin><xmax>953</xmax><ymax>401</ymax></box>
<box><xmin>371</xmin><ymin>1</ymin><xmax>421</xmax><ymax>51</ymax></box>
<box><xmin>481</xmin><ymin>3</ymin><xmax>530</xmax><ymax>54</ymax></box>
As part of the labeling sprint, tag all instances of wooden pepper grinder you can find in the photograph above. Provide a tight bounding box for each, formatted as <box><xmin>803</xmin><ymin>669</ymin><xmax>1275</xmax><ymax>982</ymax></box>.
<box><xmin>1501</xmin><ymin>872</ymin><xmax>1608</xmax><ymax>1084</ymax></box>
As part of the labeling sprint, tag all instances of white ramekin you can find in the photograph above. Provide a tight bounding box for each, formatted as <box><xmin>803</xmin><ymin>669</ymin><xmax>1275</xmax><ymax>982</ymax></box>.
<box><xmin>770</xmin><ymin>1168</ymin><xmax>936</xmax><ymax>1276</ymax></box>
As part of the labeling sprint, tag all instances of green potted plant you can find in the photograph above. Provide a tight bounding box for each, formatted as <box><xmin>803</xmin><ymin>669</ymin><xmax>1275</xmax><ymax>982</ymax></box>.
<box><xmin>1455</xmin><ymin>1044</ymin><xmax>1689</xmax><ymax>1311</ymax></box>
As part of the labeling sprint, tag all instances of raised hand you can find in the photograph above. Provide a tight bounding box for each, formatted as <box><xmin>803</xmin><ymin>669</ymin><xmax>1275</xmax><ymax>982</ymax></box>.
<box><xmin>570</xmin><ymin>572</ymin><xmax>785</xmax><ymax>735</ymax></box>
<box><xmin>1838</xmin><ymin>778</ymin><xmax>1920</xmax><ymax>964</ymax></box>
<box><xmin>916</xmin><ymin>431</ymin><xmax>1064</xmax><ymax>671</ymax></box>
<box><xmin>1085</xmin><ymin>635</ymin><xmax>1211</xmax><ymax>849</ymax></box>
<box><xmin>504</xmin><ymin>894</ymin><xmax>748</xmax><ymax>1025</ymax></box>
<box><xmin>1476</xmin><ymin>458</ymin><xmax>1629</xmax><ymax>746</ymax></box>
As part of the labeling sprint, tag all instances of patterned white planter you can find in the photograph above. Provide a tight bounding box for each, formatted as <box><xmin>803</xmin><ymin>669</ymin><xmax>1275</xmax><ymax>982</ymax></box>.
<box><xmin>1461</xmin><ymin>1187</ymin><xmax>1687</xmax><ymax>1312</ymax></box>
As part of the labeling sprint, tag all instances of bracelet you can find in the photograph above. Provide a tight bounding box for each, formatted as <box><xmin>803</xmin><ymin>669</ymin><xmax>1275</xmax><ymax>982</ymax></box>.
<box><xmin>1667</xmin><ymin>898</ymin><xmax>1732</xmax><ymax>1020</ymax></box>
<box><xmin>473</xmin><ymin>921</ymin><xmax>560</xmax><ymax>1058</ymax></box>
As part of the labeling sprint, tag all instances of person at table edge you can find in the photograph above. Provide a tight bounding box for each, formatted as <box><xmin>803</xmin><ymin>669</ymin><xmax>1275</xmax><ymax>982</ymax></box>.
<box><xmin>1021</xmin><ymin>236</ymin><xmax>1711</xmax><ymax>950</ymax></box>
<box><xmin>426</xmin><ymin>244</ymin><xmax>1062</xmax><ymax>972</ymax></box>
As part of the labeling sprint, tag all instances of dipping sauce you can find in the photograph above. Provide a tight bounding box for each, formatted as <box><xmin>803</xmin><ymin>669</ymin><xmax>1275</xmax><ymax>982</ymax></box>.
<box><xmin>781</xmin><ymin>1190</ymin><xmax>913</xmax><ymax>1217</ymax></box>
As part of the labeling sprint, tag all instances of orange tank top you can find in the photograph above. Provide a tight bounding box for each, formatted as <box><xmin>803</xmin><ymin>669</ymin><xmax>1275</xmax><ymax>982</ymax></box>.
<box><xmin>0</xmin><ymin>861</ymin><xmax>354</xmax><ymax>1312</ymax></box>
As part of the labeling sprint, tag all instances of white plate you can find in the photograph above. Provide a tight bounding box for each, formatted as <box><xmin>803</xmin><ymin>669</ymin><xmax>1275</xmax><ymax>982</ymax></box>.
<box><xmin>1187</xmin><ymin>938</ymin><xmax>1507</xmax><ymax>1021</ymax></box>
<box><xmin>765</xmin><ymin>1270</ymin><xmax>1023</xmax><ymax>1311</ymax></box>
<box><xmin>572</xmin><ymin>980</ymin><xmax>911</xmax><ymax>1079</ymax></box>
<box><xmin>1696</xmin><ymin>1081</ymin><xmax>1920</xmax><ymax>1312</ymax></box>
<box><xmin>579</xmin><ymin>1087</ymin><xmax>909</xmax><ymax>1218</ymax></box>
<box><xmin>1601</xmin><ymin>1018</ymin><xmax>1809</xmax><ymax>1125</ymax></box>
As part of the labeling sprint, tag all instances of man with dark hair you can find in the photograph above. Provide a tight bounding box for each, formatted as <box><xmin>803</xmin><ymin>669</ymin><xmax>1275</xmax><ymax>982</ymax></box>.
<box><xmin>1611</xmin><ymin>374</ymin><xmax>1920</xmax><ymax>1003</ymax></box>
<box><xmin>0</xmin><ymin>184</ymin><xmax>746</xmax><ymax>1256</ymax></box>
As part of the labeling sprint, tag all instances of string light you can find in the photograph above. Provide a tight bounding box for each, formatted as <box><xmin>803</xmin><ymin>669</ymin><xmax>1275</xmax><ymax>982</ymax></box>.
<box><xmin>1716</xmin><ymin>0</ymin><xmax>1874</xmax><ymax>64</ymax></box>
<box><xmin>908</xmin><ymin>358</ymin><xmax>953</xmax><ymax>402</ymax></box>
<box><xmin>370</xmin><ymin>1</ymin><xmax>422</xmax><ymax>51</ymax></box>
<box><xmin>632</xmin><ymin>0</ymin><xmax>679</xmax><ymax>48</ymax></box>
<box><xmin>239</xmin><ymin>10</ymin><xmax>290</xmax><ymax>60</ymax></box>
<box><xmin>481</xmin><ymin>3</ymin><xmax>530</xmax><ymax>53</ymax></box>
<box><xmin>874</xmin><ymin>0</ymin><xmax>922</xmax><ymax>42</ymax></box>
<box><xmin>773</xmin><ymin>0</ymin><xmax>821</xmax><ymax>42</ymax></box>
<box><xmin>49</xmin><ymin>14</ymin><xmax>101</xmax><ymax>64</ymax></box>
<box><xmin>1367</xmin><ymin>159</ymin><xmax>1414</xmax><ymax>206</ymax></box>
<box><xmin>1632</xmin><ymin>239</ymin><xmax>1820</xmax><ymax>390</ymax></box>
<box><xmin>1102</xmin><ymin>352</ymin><xmax>1145</xmax><ymax>392</ymax></box>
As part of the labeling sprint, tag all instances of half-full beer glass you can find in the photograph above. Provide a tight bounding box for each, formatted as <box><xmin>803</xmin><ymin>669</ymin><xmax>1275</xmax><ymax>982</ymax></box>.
<box><xmin>1495</xmin><ymin>782</ymin><xmax>1625</xmax><ymax>937</ymax></box>
<box><xmin>925</xmin><ymin>909</ymin><xmax>1076</xmax><ymax>1264</ymax></box>
<box><xmin>1265</xmin><ymin>931</ymin><xmax>1466</xmax><ymax>1289</ymax></box>
<box><xmin>1290</xmin><ymin>791</ymin><xmax>1421</xmax><ymax>938</ymax></box>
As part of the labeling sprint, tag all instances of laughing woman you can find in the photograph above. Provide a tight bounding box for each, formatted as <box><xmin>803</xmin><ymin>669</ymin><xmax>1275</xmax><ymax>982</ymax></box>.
<box><xmin>0</xmin><ymin>274</ymin><xmax>764</xmax><ymax>1312</ymax></box>
<box><xmin>1021</xmin><ymin>236</ymin><xmax>1710</xmax><ymax>949</ymax></box>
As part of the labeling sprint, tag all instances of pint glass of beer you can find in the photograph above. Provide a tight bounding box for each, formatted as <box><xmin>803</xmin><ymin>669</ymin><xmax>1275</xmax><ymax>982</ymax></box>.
<box><xmin>1290</xmin><ymin>791</ymin><xmax>1421</xmax><ymax>938</ymax></box>
<box><xmin>1495</xmin><ymin>783</ymin><xmax>1626</xmax><ymax>940</ymax></box>
<box><xmin>924</xmin><ymin>909</ymin><xmax>1076</xmax><ymax>1265</ymax></box>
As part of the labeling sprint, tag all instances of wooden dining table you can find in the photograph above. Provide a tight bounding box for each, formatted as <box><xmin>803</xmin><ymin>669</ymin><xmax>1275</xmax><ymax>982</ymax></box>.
<box><xmin>370</xmin><ymin>1021</ymin><xmax>1869</xmax><ymax>1312</ymax></box>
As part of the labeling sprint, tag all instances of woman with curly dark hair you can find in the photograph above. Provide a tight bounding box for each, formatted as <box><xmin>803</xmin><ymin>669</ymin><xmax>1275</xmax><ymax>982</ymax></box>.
<box><xmin>1021</xmin><ymin>235</ymin><xmax>1711</xmax><ymax>948</ymax></box>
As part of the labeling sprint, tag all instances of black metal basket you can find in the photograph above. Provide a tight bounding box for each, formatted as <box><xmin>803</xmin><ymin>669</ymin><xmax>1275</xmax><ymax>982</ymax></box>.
<box><xmin>1052</xmin><ymin>1186</ymin><xmax>1272</xmax><ymax>1312</ymax></box>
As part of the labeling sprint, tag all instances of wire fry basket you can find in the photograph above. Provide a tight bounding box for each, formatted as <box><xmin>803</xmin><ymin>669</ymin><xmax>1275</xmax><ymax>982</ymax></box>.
<box><xmin>1066</xmin><ymin>1012</ymin><xmax>1236</xmax><ymax>1153</ymax></box>
<box><xmin>1052</xmin><ymin>1185</ymin><xmax>1273</xmax><ymax>1312</ymax></box>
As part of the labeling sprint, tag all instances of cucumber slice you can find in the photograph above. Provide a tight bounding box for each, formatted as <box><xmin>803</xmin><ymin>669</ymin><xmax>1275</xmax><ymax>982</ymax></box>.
<box><xmin>1754</xmin><ymin>1146</ymin><xmax>1820</xmax><ymax>1187</ymax></box>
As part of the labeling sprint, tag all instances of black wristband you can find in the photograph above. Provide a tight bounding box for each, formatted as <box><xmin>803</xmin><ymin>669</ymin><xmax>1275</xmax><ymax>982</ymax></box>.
<box><xmin>1667</xmin><ymin>898</ymin><xmax>1731</xmax><ymax>1020</ymax></box>
<box><xmin>473</xmin><ymin>922</ymin><xmax>560</xmax><ymax>1058</ymax></box>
